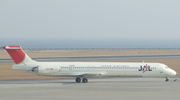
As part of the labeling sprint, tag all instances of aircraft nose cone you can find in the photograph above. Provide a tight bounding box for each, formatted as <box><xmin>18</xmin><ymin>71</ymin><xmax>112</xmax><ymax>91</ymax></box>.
<box><xmin>169</xmin><ymin>69</ymin><xmax>176</xmax><ymax>76</ymax></box>
<box><xmin>172</xmin><ymin>70</ymin><xmax>177</xmax><ymax>76</ymax></box>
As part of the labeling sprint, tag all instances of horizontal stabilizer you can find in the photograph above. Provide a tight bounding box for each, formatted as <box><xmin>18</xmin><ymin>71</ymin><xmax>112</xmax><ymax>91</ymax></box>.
<box><xmin>3</xmin><ymin>46</ymin><xmax>21</xmax><ymax>50</ymax></box>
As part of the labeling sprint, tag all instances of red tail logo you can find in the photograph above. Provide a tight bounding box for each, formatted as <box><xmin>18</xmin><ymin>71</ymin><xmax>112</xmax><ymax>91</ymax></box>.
<box><xmin>3</xmin><ymin>45</ymin><xmax>25</xmax><ymax>64</ymax></box>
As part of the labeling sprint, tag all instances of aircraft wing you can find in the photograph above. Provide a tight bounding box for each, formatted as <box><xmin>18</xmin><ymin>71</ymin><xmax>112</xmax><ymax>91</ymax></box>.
<box><xmin>70</xmin><ymin>72</ymin><xmax>107</xmax><ymax>78</ymax></box>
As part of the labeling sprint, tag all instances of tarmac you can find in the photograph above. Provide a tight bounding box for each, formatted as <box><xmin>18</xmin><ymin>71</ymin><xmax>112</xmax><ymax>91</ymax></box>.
<box><xmin>0</xmin><ymin>77</ymin><xmax>180</xmax><ymax>100</ymax></box>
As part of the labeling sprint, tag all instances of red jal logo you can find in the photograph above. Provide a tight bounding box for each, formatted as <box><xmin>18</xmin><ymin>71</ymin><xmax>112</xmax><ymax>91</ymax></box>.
<box><xmin>138</xmin><ymin>64</ymin><xmax>152</xmax><ymax>72</ymax></box>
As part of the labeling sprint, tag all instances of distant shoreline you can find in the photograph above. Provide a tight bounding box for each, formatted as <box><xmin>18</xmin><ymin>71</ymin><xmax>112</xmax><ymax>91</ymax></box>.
<box><xmin>24</xmin><ymin>48</ymin><xmax>180</xmax><ymax>51</ymax></box>
<box><xmin>1</xmin><ymin>54</ymin><xmax>180</xmax><ymax>62</ymax></box>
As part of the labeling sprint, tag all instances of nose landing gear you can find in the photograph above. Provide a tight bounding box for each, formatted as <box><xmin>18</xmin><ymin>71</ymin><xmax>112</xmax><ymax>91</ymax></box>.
<box><xmin>165</xmin><ymin>77</ymin><xmax>177</xmax><ymax>82</ymax></box>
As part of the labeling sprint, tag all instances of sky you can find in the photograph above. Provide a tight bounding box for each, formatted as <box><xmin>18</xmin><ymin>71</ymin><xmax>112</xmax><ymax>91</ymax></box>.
<box><xmin>0</xmin><ymin>0</ymin><xmax>180</xmax><ymax>48</ymax></box>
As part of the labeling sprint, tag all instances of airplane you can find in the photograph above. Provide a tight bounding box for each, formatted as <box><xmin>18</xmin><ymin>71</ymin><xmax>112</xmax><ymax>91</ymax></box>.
<box><xmin>0</xmin><ymin>45</ymin><xmax>177</xmax><ymax>83</ymax></box>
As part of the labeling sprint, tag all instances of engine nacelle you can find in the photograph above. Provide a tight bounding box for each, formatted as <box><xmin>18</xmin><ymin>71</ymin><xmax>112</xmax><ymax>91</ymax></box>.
<box><xmin>31</xmin><ymin>64</ymin><xmax>59</xmax><ymax>75</ymax></box>
<box><xmin>31</xmin><ymin>67</ymin><xmax>39</xmax><ymax>73</ymax></box>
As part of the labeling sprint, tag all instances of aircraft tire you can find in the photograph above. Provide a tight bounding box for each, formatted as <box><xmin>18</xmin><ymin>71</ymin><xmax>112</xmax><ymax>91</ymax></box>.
<box><xmin>82</xmin><ymin>78</ymin><xmax>88</xmax><ymax>83</ymax></box>
<box><xmin>75</xmin><ymin>77</ymin><xmax>81</xmax><ymax>83</ymax></box>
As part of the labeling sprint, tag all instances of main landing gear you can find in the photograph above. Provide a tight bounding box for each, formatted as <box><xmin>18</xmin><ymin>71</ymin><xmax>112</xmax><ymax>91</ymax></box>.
<box><xmin>75</xmin><ymin>77</ymin><xmax>88</xmax><ymax>83</ymax></box>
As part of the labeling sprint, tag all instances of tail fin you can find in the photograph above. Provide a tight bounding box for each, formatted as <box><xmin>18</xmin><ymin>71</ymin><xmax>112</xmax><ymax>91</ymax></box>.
<box><xmin>2</xmin><ymin>45</ymin><xmax>34</xmax><ymax>64</ymax></box>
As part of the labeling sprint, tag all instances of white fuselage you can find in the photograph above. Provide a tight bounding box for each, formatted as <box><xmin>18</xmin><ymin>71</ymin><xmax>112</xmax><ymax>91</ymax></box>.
<box><xmin>13</xmin><ymin>61</ymin><xmax>176</xmax><ymax>78</ymax></box>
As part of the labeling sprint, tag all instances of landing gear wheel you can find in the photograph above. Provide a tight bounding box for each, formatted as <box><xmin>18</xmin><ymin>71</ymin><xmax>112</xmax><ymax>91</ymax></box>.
<box><xmin>82</xmin><ymin>78</ymin><xmax>88</xmax><ymax>83</ymax></box>
<box><xmin>75</xmin><ymin>77</ymin><xmax>81</xmax><ymax>83</ymax></box>
<box><xmin>165</xmin><ymin>77</ymin><xmax>169</xmax><ymax>82</ymax></box>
